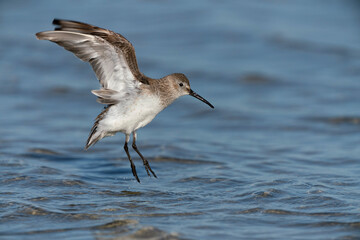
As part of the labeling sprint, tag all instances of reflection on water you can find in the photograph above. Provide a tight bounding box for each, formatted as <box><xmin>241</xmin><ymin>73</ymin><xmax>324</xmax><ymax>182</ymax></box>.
<box><xmin>1</xmin><ymin>0</ymin><xmax>360</xmax><ymax>239</ymax></box>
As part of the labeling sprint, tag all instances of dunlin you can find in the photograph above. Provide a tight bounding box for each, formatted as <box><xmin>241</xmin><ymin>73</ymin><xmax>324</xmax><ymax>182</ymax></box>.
<box><xmin>36</xmin><ymin>19</ymin><xmax>214</xmax><ymax>182</ymax></box>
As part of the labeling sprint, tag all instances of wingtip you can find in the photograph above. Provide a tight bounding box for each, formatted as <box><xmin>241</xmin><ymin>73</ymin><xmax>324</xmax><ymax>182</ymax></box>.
<box><xmin>35</xmin><ymin>31</ymin><xmax>55</xmax><ymax>40</ymax></box>
<box><xmin>35</xmin><ymin>32</ymin><xmax>44</xmax><ymax>40</ymax></box>
<box><xmin>35</xmin><ymin>19</ymin><xmax>62</xmax><ymax>39</ymax></box>
<box><xmin>52</xmin><ymin>18</ymin><xmax>61</xmax><ymax>25</ymax></box>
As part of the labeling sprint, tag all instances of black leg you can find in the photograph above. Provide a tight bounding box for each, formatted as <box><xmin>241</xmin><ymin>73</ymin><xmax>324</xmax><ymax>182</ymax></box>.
<box><xmin>124</xmin><ymin>135</ymin><xmax>140</xmax><ymax>183</ymax></box>
<box><xmin>132</xmin><ymin>132</ymin><xmax>157</xmax><ymax>178</ymax></box>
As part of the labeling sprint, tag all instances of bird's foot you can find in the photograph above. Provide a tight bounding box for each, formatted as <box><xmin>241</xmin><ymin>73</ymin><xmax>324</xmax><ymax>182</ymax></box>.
<box><xmin>143</xmin><ymin>159</ymin><xmax>157</xmax><ymax>178</ymax></box>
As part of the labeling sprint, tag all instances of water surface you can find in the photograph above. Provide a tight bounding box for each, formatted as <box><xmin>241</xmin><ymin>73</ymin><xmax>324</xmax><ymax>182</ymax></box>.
<box><xmin>1</xmin><ymin>1</ymin><xmax>360</xmax><ymax>239</ymax></box>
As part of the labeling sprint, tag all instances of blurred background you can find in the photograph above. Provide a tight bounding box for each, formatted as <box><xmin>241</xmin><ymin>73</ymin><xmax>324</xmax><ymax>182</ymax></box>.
<box><xmin>1</xmin><ymin>0</ymin><xmax>360</xmax><ymax>239</ymax></box>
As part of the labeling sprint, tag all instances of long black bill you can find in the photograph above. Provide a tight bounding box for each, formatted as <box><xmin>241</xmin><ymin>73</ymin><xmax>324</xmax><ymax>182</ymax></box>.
<box><xmin>189</xmin><ymin>89</ymin><xmax>214</xmax><ymax>109</ymax></box>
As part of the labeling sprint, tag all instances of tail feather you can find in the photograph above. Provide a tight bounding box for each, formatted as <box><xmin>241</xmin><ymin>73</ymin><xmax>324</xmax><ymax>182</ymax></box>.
<box><xmin>84</xmin><ymin>106</ymin><xmax>112</xmax><ymax>150</ymax></box>
<box><xmin>85</xmin><ymin>126</ymin><xmax>103</xmax><ymax>150</ymax></box>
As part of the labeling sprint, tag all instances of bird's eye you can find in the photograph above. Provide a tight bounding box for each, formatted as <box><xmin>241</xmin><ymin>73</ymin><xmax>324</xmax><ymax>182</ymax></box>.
<box><xmin>179</xmin><ymin>83</ymin><xmax>183</xmax><ymax>87</ymax></box>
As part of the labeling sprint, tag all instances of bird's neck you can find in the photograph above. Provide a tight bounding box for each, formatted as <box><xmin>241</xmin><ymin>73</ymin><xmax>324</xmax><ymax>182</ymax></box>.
<box><xmin>152</xmin><ymin>78</ymin><xmax>179</xmax><ymax>108</ymax></box>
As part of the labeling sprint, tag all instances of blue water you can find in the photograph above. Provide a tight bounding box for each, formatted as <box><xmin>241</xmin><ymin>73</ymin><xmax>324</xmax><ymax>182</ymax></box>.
<box><xmin>1</xmin><ymin>0</ymin><xmax>360</xmax><ymax>239</ymax></box>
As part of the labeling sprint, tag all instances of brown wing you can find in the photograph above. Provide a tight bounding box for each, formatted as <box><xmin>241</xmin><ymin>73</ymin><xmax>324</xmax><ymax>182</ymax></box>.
<box><xmin>52</xmin><ymin>19</ymin><xmax>148</xmax><ymax>84</ymax></box>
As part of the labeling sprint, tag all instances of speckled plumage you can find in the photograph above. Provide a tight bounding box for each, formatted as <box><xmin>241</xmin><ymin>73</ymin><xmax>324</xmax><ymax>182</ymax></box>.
<box><xmin>36</xmin><ymin>19</ymin><xmax>214</xmax><ymax>182</ymax></box>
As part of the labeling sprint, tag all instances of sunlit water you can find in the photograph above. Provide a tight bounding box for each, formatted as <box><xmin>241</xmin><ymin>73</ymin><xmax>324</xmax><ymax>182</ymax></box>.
<box><xmin>1</xmin><ymin>1</ymin><xmax>360</xmax><ymax>239</ymax></box>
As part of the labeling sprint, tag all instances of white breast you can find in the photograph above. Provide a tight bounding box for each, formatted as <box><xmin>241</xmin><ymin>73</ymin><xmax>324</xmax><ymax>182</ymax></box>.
<box><xmin>99</xmin><ymin>93</ymin><xmax>164</xmax><ymax>135</ymax></box>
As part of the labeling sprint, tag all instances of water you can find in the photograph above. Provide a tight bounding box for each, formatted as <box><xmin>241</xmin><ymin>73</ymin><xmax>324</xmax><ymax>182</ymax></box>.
<box><xmin>1</xmin><ymin>0</ymin><xmax>360</xmax><ymax>239</ymax></box>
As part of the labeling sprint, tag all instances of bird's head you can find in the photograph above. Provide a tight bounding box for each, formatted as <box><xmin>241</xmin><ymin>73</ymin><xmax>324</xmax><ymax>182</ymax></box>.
<box><xmin>168</xmin><ymin>73</ymin><xmax>214</xmax><ymax>109</ymax></box>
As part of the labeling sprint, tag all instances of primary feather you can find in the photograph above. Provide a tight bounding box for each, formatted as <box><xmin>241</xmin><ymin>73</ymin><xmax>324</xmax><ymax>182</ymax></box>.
<box><xmin>35</xmin><ymin>31</ymin><xmax>139</xmax><ymax>93</ymax></box>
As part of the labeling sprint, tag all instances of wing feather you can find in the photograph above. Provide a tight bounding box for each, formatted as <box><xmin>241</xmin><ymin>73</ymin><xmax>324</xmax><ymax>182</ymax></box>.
<box><xmin>36</xmin><ymin>30</ymin><xmax>139</xmax><ymax>93</ymax></box>
<box><xmin>51</xmin><ymin>19</ymin><xmax>149</xmax><ymax>84</ymax></box>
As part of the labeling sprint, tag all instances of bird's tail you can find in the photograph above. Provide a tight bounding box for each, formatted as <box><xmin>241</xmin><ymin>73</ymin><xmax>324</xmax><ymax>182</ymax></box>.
<box><xmin>85</xmin><ymin>107</ymin><xmax>111</xmax><ymax>150</ymax></box>
<box><xmin>85</xmin><ymin>126</ymin><xmax>103</xmax><ymax>150</ymax></box>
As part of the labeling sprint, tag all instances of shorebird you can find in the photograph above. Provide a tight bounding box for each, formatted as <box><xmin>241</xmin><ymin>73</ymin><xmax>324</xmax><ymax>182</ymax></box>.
<box><xmin>36</xmin><ymin>19</ymin><xmax>214</xmax><ymax>182</ymax></box>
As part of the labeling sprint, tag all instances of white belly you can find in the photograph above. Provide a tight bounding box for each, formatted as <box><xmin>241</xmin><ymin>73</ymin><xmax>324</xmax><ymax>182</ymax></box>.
<box><xmin>99</xmin><ymin>93</ymin><xmax>164</xmax><ymax>135</ymax></box>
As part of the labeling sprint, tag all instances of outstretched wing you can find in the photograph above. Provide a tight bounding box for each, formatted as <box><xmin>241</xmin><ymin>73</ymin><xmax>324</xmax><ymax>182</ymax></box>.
<box><xmin>36</xmin><ymin>19</ymin><xmax>148</xmax><ymax>94</ymax></box>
